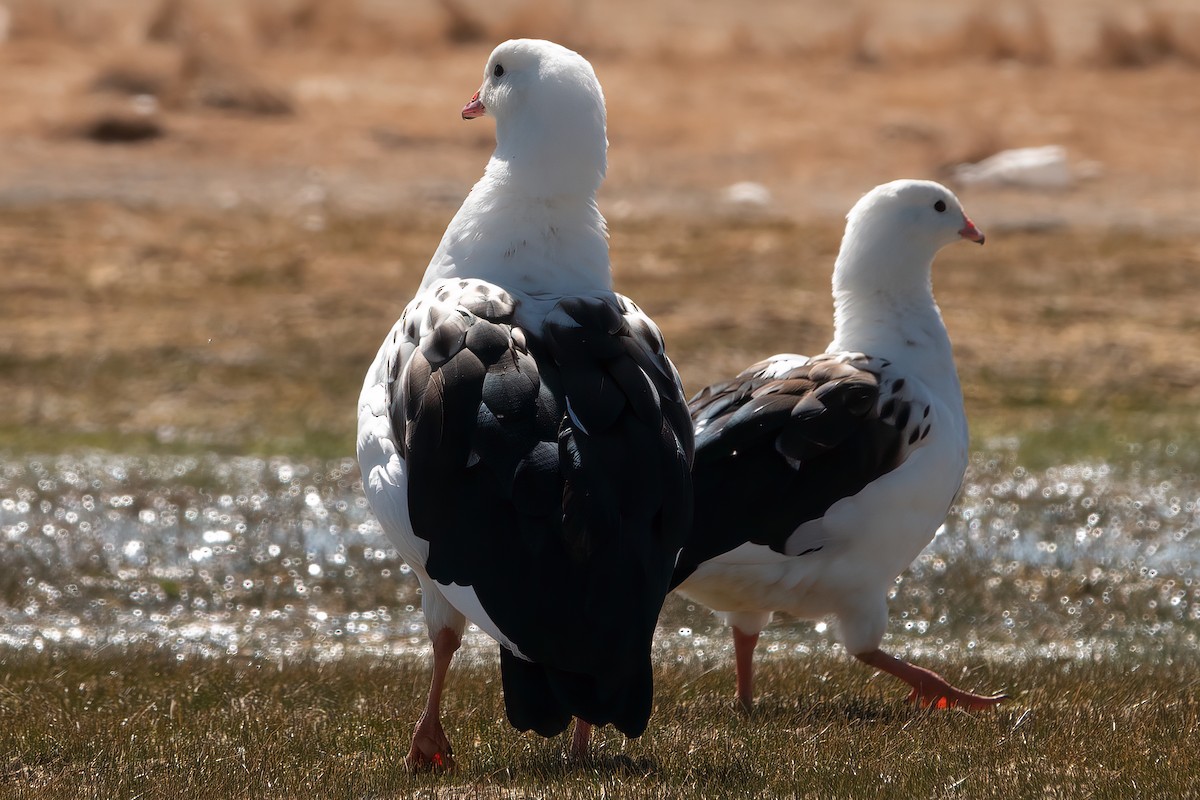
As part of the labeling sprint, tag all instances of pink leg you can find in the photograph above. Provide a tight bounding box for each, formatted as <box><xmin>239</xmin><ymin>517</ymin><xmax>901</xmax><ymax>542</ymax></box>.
<box><xmin>732</xmin><ymin>626</ymin><xmax>760</xmax><ymax>714</ymax></box>
<box><xmin>405</xmin><ymin>627</ymin><xmax>462</xmax><ymax>770</ymax></box>
<box><xmin>855</xmin><ymin>648</ymin><xmax>1008</xmax><ymax>710</ymax></box>
<box><xmin>569</xmin><ymin>718</ymin><xmax>593</xmax><ymax>760</ymax></box>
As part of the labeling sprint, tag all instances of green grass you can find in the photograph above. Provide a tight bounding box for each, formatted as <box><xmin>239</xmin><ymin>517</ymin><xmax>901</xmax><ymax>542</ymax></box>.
<box><xmin>968</xmin><ymin>407</ymin><xmax>1200</xmax><ymax>472</ymax></box>
<box><xmin>2</xmin><ymin>647</ymin><xmax>1197</xmax><ymax>799</ymax></box>
<box><xmin>0</xmin><ymin>422</ymin><xmax>356</xmax><ymax>462</ymax></box>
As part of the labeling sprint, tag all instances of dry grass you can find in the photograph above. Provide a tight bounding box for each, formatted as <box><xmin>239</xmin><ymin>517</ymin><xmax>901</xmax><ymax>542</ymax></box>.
<box><xmin>1</xmin><ymin>0</ymin><xmax>128</xmax><ymax>43</ymax></box>
<box><xmin>1</xmin><ymin>646</ymin><xmax>1197</xmax><ymax>799</ymax></box>
<box><xmin>69</xmin><ymin>102</ymin><xmax>165</xmax><ymax>143</ymax></box>
<box><xmin>960</xmin><ymin>5</ymin><xmax>1055</xmax><ymax>66</ymax></box>
<box><xmin>245</xmin><ymin>0</ymin><xmax>408</xmax><ymax>53</ymax></box>
<box><xmin>179</xmin><ymin>43</ymin><xmax>294</xmax><ymax>115</ymax></box>
<box><xmin>2</xmin><ymin>0</ymin><xmax>1197</xmax><ymax>69</ymax></box>
<box><xmin>0</xmin><ymin>3</ymin><xmax>1198</xmax><ymax>457</ymax></box>
<box><xmin>893</xmin><ymin>5</ymin><xmax>1056</xmax><ymax>67</ymax></box>
<box><xmin>1093</xmin><ymin>9</ymin><xmax>1200</xmax><ymax>68</ymax></box>
<box><xmin>0</xmin><ymin>16</ymin><xmax>1195</xmax><ymax>800</ymax></box>
<box><xmin>786</xmin><ymin>13</ymin><xmax>881</xmax><ymax>66</ymax></box>
<box><xmin>0</xmin><ymin>205</ymin><xmax>1197</xmax><ymax>459</ymax></box>
<box><xmin>5</xmin><ymin>12</ymin><xmax>1193</xmax><ymax>233</ymax></box>
<box><xmin>4</xmin><ymin>0</ymin><xmax>1197</xmax><ymax>203</ymax></box>
<box><xmin>437</xmin><ymin>0</ymin><xmax>489</xmax><ymax>45</ymax></box>
<box><xmin>2</xmin><ymin>6</ymin><xmax>1198</xmax><ymax>796</ymax></box>
<box><xmin>87</xmin><ymin>45</ymin><xmax>292</xmax><ymax>117</ymax></box>
<box><xmin>90</xmin><ymin>49</ymin><xmax>181</xmax><ymax>98</ymax></box>
<box><xmin>87</xmin><ymin>1</ymin><xmax>292</xmax><ymax>116</ymax></box>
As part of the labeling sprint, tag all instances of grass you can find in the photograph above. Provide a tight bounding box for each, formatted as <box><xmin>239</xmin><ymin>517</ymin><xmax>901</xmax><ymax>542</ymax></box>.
<box><xmin>1</xmin><ymin>205</ymin><xmax>1197</xmax><ymax>794</ymax></box>
<box><xmin>2</xmin><ymin>645</ymin><xmax>1197</xmax><ymax>799</ymax></box>
<box><xmin>6</xmin><ymin>0</ymin><xmax>1200</xmax><ymax>70</ymax></box>
<box><xmin>2</xmin><ymin>205</ymin><xmax>1199</xmax><ymax>459</ymax></box>
<box><xmin>1</xmin><ymin>5</ymin><xmax>1198</xmax><ymax>797</ymax></box>
<box><xmin>1093</xmin><ymin>10</ymin><xmax>1200</xmax><ymax>68</ymax></box>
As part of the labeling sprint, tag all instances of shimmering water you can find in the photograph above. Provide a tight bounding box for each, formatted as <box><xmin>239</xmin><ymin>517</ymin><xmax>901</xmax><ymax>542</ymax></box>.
<box><xmin>2</xmin><ymin>440</ymin><xmax>1197</xmax><ymax>666</ymax></box>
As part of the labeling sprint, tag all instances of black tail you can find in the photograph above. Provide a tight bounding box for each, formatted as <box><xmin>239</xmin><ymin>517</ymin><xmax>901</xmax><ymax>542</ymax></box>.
<box><xmin>500</xmin><ymin>648</ymin><xmax>653</xmax><ymax>739</ymax></box>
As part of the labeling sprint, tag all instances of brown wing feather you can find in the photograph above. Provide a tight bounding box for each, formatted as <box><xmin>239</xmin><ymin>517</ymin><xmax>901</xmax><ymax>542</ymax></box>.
<box><xmin>394</xmin><ymin>280</ymin><xmax>693</xmax><ymax>738</ymax></box>
<box><xmin>674</xmin><ymin>354</ymin><xmax>909</xmax><ymax>585</ymax></box>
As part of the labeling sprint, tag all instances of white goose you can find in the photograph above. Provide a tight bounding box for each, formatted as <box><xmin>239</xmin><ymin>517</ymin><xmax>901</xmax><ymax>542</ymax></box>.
<box><xmin>357</xmin><ymin>39</ymin><xmax>693</xmax><ymax>768</ymax></box>
<box><xmin>673</xmin><ymin>180</ymin><xmax>1006</xmax><ymax>712</ymax></box>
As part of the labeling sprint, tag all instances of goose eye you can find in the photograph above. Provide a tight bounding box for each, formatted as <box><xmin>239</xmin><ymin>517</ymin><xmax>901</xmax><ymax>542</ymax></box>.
<box><xmin>933</xmin><ymin>200</ymin><xmax>947</xmax><ymax>213</ymax></box>
<box><xmin>493</xmin><ymin>64</ymin><xmax>505</xmax><ymax>78</ymax></box>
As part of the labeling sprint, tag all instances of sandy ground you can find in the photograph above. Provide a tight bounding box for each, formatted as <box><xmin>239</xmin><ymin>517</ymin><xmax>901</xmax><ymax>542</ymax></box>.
<box><xmin>0</xmin><ymin>0</ymin><xmax>1198</xmax><ymax>451</ymax></box>
<box><xmin>0</xmin><ymin>1</ymin><xmax>1198</xmax><ymax>228</ymax></box>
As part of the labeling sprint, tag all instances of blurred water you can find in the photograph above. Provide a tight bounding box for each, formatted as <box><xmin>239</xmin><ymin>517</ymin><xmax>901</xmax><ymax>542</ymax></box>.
<box><xmin>1</xmin><ymin>441</ymin><xmax>1197</xmax><ymax>667</ymax></box>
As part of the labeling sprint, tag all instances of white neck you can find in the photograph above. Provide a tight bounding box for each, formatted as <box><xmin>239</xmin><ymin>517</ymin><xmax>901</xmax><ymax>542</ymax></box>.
<box><xmin>420</xmin><ymin>159</ymin><xmax>612</xmax><ymax>299</ymax></box>
<box><xmin>420</xmin><ymin>87</ymin><xmax>611</xmax><ymax>302</ymax></box>
<box><xmin>829</xmin><ymin>225</ymin><xmax>962</xmax><ymax>404</ymax></box>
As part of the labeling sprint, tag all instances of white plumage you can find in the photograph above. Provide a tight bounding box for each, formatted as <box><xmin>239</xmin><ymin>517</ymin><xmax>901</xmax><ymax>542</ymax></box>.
<box><xmin>675</xmin><ymin>179</ymin><xmax>1006</xmax><ymax>711</ymax></box>
<box><xmin>358</xmin><ymin>39</ymin><xmax>692</xmax><ymax>768</ymax></box>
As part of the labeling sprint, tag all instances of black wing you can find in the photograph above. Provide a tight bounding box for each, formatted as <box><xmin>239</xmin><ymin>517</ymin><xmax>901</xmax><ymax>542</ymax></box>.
<box><xmin>394</xmin><ymin>280</ymin><xmax>693</xmax><ymax>738</ymax></box>
<box><xmin>672</xmin><ymin>353</ymin><xmax>912</xmax><ymax>587</ymax></box>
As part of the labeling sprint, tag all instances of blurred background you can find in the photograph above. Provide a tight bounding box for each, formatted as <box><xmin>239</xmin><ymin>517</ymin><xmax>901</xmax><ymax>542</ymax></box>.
<box><xmin>0</xmin><ymin>1</ymin><xmax>1197</xmax><ymax>669</ymax></box>
<box><xmin>0</xmin><ymin>0</ymin><xmax>1198</xmax><ymax>450</ymax></box>
<box><xmin>0</xmin><ymin>0</ymin><xmax>1195</xmax><ymax>450</ymax></box>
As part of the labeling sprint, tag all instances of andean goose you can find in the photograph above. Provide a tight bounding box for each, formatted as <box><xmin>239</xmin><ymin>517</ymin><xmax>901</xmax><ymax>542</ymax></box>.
<box><xmin>357</xmin><ymin>39</ymin><xmax>694</xmax><ymax>767</ymax></box>
<box><xmin>673</xmin><ymin>179</ymin><xmax>1006</xmax><ymax>712</ymax></box>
